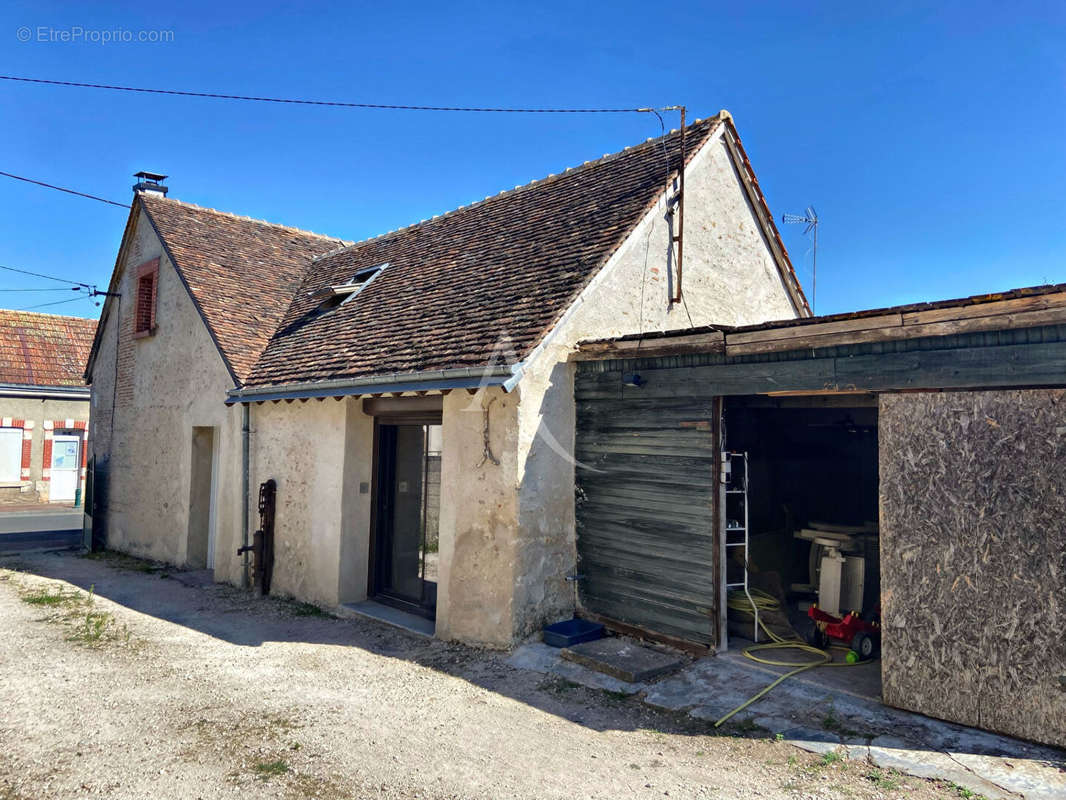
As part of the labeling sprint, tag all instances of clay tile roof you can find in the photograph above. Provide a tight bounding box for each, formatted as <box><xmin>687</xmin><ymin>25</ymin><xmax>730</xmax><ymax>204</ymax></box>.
<box><xmin>138</xmin><ymin>195</ymin><xmax>348</xmax><ymax>382</ymax></box>
<box><xmin>0</xmin><ymin>310</ymin><xmax>96</xmax><ymax>387</ymax></box>
<box><xmin>243</xmin><ymin>117</ymin><xmax>724</xmax><ymax>388</ymax></box>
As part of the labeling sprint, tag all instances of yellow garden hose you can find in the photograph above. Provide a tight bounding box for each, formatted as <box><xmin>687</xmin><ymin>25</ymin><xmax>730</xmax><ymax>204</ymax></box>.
<box><xmin>715</xmin><ymin>590</ymin><xmax>873</xmax><ymax>727</ymax></box>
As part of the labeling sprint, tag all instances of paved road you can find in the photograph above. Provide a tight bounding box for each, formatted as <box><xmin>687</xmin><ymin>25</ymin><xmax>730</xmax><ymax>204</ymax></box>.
<box><xmin>0</xmin><ymin>508</ymin><xmax>83</xmax><ymax>553</ymax></box>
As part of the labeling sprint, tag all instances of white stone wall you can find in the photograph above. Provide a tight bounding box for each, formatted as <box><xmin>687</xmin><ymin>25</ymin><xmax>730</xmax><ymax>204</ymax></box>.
<box><xmin>436</xmin><ymin>387</ymin><xmax>519</xmax><ymax>646</ymax></box>
<box><xmin>247</xmin><ymin>397</ymin><xmax>373</xmax><ymax>607</ymax></box>
<box><xmin>89</xmin><ymin>210</ymin><xmax>244</xmax><ymax>579</ymax></box>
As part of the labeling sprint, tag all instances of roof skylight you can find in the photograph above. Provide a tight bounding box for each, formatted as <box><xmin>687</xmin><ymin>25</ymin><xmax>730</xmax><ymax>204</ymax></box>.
<box><xmin>310</xmin><ymin>263</ymin><xmax>388</xmax><ymax>312</ymax></box>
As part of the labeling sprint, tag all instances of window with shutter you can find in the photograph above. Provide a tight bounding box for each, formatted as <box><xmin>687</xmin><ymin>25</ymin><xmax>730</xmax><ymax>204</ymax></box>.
<box><xmin>133</xmin><ymin>258</ymin><xmax>159</xmax><ymax>337</ymax></box>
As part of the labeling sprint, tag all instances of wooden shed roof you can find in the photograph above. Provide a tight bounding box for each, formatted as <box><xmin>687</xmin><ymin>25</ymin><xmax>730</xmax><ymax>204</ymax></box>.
<box><xmin>577</xmin><ymin>283</ymin><xmax>1066</xmax><ymax>360</ymax></box>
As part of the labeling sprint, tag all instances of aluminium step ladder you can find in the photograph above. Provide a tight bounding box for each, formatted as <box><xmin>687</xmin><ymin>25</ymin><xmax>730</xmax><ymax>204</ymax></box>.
<box><xmin>723</xmin><ymin>450</ymin><xmax>759</xmax><ymax>640</ymax></box>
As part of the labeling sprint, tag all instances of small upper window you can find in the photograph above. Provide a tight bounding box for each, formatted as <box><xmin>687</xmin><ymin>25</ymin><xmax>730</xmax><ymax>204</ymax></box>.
<box><xmin>310</xmin><ymin>263</ymin><xmax>387</xmax><ymax>312</ymax></box>
<box><xmin>133</xmin><ymin>258</ymin><xmax>159</xmax><ymax>337</ymax></box>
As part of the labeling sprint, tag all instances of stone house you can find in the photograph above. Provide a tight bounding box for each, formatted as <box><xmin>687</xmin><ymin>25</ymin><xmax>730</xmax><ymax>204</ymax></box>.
<box><xmin>85</xmin><ymin>112</ymin><xmax>810</xmax><ymax>646</ymax></box>
<box><xmin>0</xmin><ymin>310</ymin><xmax>95</xmax><ymax>505</ymax></box>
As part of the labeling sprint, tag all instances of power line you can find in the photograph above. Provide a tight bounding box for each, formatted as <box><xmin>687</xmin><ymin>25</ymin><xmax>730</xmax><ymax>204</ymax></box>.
<box><xmin>0</xmin><ymin>74</ymin><xmax>677</xmax><ymax>115</ymax></box>
<box><xmin>0</xmin><ymin>170</ymin><xmax>129</xmax><ymax>208</ymax></box>
<box><xmin>0</xmin><ymin>263</ymin><xmax>95</xmax><ymax>289</ymax></box>
<box><xmin>15</xmin><ymin>295</ymin><xmax>92</xmax><ymax>312</ymax></box>
<box><xmin>0</xmin><ymin>287</ymin><xmax>87</xmax><ymax>292</ymax></box>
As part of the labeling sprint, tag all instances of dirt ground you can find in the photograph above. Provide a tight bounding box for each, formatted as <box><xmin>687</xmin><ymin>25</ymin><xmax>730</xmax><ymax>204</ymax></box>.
<box><xmin>0</xmin><ymin>551</ymin><xmax>972</xmax><ymax>800</ymax></box>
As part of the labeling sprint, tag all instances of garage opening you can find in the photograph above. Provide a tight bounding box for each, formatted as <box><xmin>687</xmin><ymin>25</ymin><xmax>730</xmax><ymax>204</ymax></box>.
<box><xmin>721</xmin><ymin>394</ymin><xmax>881</xmax><ymax>697</ymax></box>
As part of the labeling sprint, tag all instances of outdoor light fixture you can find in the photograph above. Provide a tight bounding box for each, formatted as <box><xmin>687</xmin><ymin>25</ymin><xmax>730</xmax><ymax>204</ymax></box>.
<box><xmin>622</xmin><ymin>372</ymin><xmax>645</xmax><ymax>387</ymax></box>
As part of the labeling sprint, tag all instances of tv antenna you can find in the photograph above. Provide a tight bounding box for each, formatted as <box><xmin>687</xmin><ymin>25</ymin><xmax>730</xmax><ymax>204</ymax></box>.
<box><xmin>782</xmin><ymin>206</ymin><xmax>819</xmax><ymax>314</ymax></box>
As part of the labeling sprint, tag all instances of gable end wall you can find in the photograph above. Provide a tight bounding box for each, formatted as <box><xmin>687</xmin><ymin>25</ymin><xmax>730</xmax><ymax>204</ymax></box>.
<box><xmin>89</xmin><ymin>209</ymin><xmax>244</xmax><ymax>580</ymax></box>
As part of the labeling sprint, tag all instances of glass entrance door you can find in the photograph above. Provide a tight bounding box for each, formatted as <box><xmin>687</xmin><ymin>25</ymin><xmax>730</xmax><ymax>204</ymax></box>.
<box><xmin>372</xmin><ymin>423</ymin><xmax>441</xmax><ymax>618</ymax></box>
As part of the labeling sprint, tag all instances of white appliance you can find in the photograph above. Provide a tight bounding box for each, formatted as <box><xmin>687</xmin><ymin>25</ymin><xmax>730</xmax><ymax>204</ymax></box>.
<box><xmin>794</xmin><ymin>527</ymin><xmax>868</xmax><ymax>616</ymax></box>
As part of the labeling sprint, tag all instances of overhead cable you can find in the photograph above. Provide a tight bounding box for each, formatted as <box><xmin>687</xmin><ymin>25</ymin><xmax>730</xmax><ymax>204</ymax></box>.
<box><xmin>0</xmin><ymin>169</ymin><xmax>129</xmax><ymax>208</ymax></box>
<box><xmin>0</xmin><ymin>75</ymin><xmax>679</xmax><ymax>115</ymax></box>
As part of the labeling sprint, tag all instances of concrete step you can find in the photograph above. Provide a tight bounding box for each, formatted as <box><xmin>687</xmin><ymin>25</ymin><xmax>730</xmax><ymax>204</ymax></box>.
<box><xmin>561</xmin><ymin>637</ymin><xmax>685</xmax><ymax>683</ymax></box>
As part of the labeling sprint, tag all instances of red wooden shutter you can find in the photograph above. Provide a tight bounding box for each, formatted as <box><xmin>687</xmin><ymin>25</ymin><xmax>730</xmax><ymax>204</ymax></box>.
<box><xmin>133</xmin><ymin>258</ymin><xmax>159</xmax><ymax>337</ymax></box>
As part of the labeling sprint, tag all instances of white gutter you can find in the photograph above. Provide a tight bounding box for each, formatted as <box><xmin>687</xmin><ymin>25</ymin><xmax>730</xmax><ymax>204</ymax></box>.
<box><xmin>0</xmin><ymin>384</ymin><xmax>90</xmax><ymax>400</ymax></box>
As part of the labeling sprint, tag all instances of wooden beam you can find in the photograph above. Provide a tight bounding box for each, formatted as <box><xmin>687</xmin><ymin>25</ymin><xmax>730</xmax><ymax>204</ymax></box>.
<box><xmin>577</xmin><ymin>609</ymin><xmax>713</xmax><ymax>656</ymax></box>
<box><xmin>362</xmin><ymin>395</ymin><xmax>444</xmax><ymax>416</ymax></box>
<box><xmin>578</xmin><ymin>340</ymin><xmax>1066</xmax><ymax>399</ymax></box>
<box><xmin>725</xmin><ymin>306</ymin><xmax>1066</xmax><ymax>357</ymax></box>
<box><xmin>727</xmin><ymin>313</ymin><xmax>904</xmax><ymax>346</ymax></box>
<box><xmin>730</xmin><ymin>393</ymin><xmax>878</xmax><ymax>408</ymax></box>
<box><xmin>576</xmin><ymin>331</ymin><xmax>725</xmax><ymax>360</ymax></box>
<box><xmin>898</xmin><ymin>306</ymin><xmax>1066</xmax><ymax>339</ymax></box>
<box><xmin>727</xmin><ymin>323</ymin><xmax>907</xmax><ymax>357</ymax></box>
<box><xmin>901</xmin><ymin>291</ymin><xmax>1066</xmax><ymax>325</ymax></box>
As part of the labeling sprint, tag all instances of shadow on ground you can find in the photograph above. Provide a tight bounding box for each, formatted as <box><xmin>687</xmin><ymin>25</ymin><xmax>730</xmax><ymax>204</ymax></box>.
<box><xmin>3</xmin><ymin>549</ymin><xmax>1065</xmax><ymax>800</ymax></box>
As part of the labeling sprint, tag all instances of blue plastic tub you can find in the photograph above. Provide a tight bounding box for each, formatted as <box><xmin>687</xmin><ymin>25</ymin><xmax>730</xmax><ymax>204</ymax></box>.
<box><xmin>542</xmin><ymin>617</ymin><xmax>605</xmax><ymax>648</ymax></box>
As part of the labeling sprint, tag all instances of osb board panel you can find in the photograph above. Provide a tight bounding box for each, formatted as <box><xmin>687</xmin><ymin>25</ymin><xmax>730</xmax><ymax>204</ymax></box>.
<box><xmin>879</xmin><ymin>390</ymin><xmax>1066</xmax><ymax>748</ymax></box>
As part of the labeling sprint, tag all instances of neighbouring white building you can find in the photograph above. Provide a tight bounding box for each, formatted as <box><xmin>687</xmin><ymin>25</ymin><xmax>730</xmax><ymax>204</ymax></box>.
<box><xmin>0</xmin><ymin>310</ymin><xmax>95</xmax><ymax>506</ymax></box>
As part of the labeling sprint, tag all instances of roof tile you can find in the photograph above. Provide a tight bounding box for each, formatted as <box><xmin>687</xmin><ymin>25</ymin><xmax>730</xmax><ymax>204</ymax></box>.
<box><xmin>244</xmin><ymin>117</ymin><xmax>723</xmax><ymax>387</ymax></box>
<box><xmin>0</xmin><ymin>310</ymin><xmax>96</xmax><ymax>387</ymax></box>
<box><xmin>138</xmin><ymin>197</ymin><xmax>347</xmax><ymax>382</ymax></box>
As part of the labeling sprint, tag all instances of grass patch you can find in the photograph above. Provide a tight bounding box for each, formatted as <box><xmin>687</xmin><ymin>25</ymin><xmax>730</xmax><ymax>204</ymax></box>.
<box><xmin>69</xmin><ymin>607</ymin><xmax>119</xmax><ymax>645</ymax></box>
<box><xmin>866</xmin><ymin>768</ymin><xmax>901</xmax><ymax>790</ymax></box>
<box><xmin>948</xmin><ymin>783</ymin><xmax>988</xmax><ymax>800</ymax></box>
<box><xmin>819</xmin><ymin>750</ymin><xmax>844</xmax><ymax>767</ymax></box>
<box><xmin>20</xmin><ymin>586</ymin><xmax>78</xmax><ymax>607</ymax></box>
<box><xmin>18</xmin><ymin>581</ymin><xmax>130</xmax><ymax>648</ymax></box>
<box><xmin>251</xmin><ymin>760</ymin><xmax>289</xmax><ymax>780</ymax></box>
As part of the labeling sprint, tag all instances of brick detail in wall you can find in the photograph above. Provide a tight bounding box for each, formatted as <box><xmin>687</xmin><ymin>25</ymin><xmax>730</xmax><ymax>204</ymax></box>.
<box><xmin>114</xmin><ymin>270</ymin><xmax>137</xmax><ymax>409</ymax></box>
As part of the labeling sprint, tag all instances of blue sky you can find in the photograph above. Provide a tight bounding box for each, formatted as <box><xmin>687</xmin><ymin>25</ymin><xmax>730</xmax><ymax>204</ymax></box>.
<box><xmin>1</xmin><ymin>1</ymin><xmax>1064</xmax><ymax>319</ymax></box>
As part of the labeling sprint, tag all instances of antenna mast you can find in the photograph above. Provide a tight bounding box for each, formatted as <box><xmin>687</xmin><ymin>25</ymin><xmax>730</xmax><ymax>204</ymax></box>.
<box><xmin>781</xmin><ymin>206</ymin><xmax>819</xmax><ymax>314</ymax></box>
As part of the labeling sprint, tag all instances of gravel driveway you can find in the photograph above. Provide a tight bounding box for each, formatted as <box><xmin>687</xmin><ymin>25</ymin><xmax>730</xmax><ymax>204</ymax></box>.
<box><xmin>0</xmin><ymin>551</ymin><xmax>969</xmax><ymax>800</ymax></box>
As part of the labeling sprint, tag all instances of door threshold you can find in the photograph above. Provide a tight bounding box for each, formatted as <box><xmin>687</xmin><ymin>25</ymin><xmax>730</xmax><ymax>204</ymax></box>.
<box><xmin>339</xmin><ymin>599</ymin><xmax>435</xmax><ymax>638</ymax></box>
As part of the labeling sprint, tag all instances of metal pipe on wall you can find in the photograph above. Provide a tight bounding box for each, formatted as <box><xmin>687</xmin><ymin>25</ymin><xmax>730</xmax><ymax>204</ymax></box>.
<box><xmin>241</xmin><ymin>402</ymin><xmax>250</xmax><ymax>588</ymax></box>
